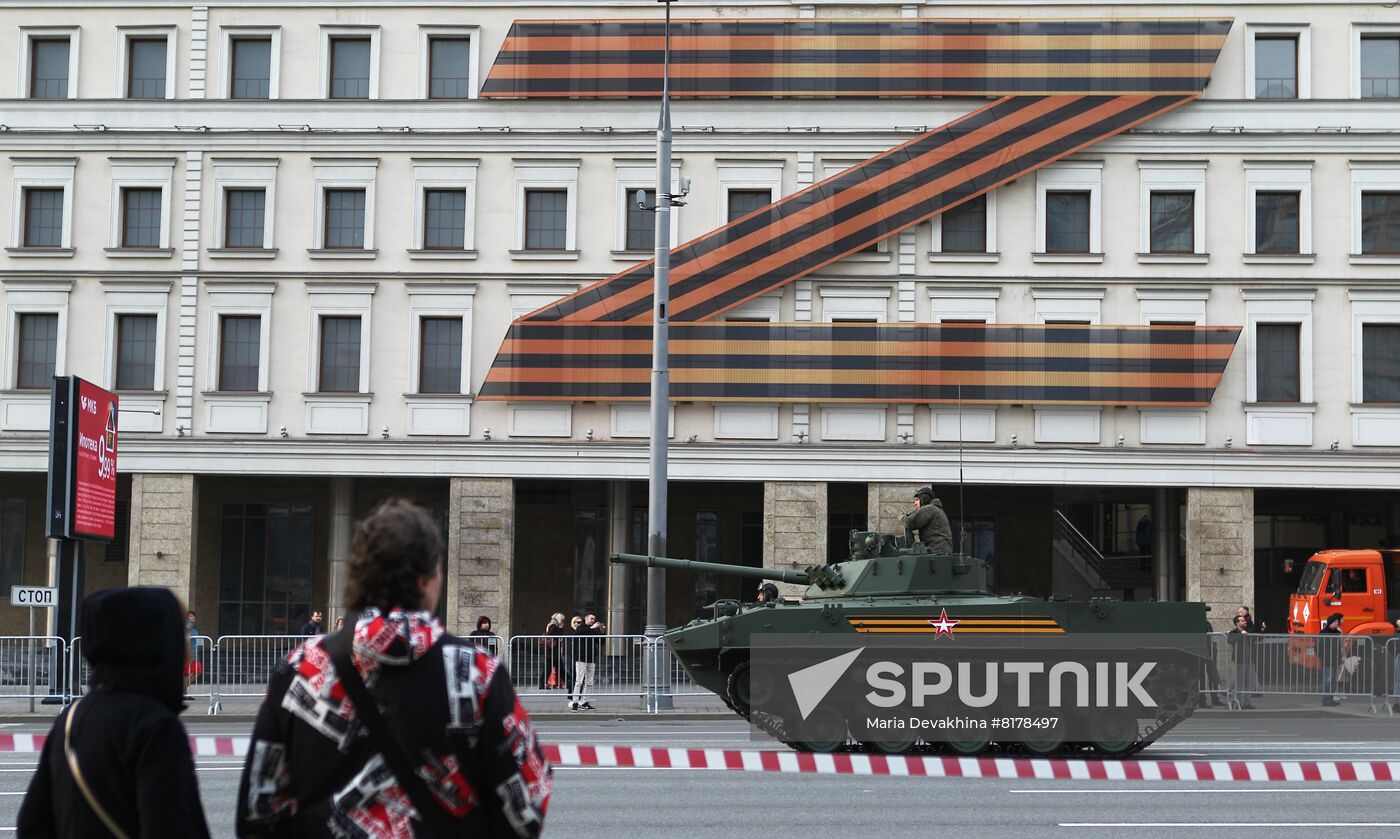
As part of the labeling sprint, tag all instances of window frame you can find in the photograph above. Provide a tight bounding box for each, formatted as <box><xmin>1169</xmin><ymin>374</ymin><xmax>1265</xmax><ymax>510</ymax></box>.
<box><xmin>1253</xmin><ymin>322</ymin><xmax>1302</xmax><ymax>403</ymax></box>
<box><xmin>716</xmin><ymin>159</ymin><xmax>784</xmax><ymax>230</ymax></box>
<box><xmin>409</xmin><ymin>158</ymin><xmax>478</xmax><ymax>256</ymax></box>
<box><xmin>116</xmin><ymin>26</ymin><xmax>177</xmax><ymax>101</ymax></box>
<box><xmin>1353</xmin><ymin>25</ymin><xmax>1400</xmax><ymax>100</ymax></box>
<box><xmin>511</xmin><ymin>159</ymin><xmax>579</xmax><ymax>257</ymax></box>
<box><xmin>8</xmin><ymin>156</ymin><xmax>76</xmax><ymax>254</ymax></box>
<box><xmin>14</xmin><ymin>311</ymin><xmax>60</xmax><ymax>391</ymax></box>
<box><xmin>18</xmin><ymin>27</ymin><xmax>79</xmax><ymax>100</ymax></box>
<box><xmin>612</xmin><ymin>159</ymin><xmax>681</xmax><ymax>257</ymax></box>
<box><xmin>210</xmin><ymin>157</ymin><xmax>278</xmax><ymax>254</ymax></box>
<box><xmin>1032</xmin><ymin>287</ymin><xmax>1104</xmax><ymax>325</ymax></box>
<box><xmin>217</xmin><ymin>313</ymin><xmax>262</xmax><ymax>393</ymax></box>
<box><xmin>822</xmin><ymin>158</ymin><xmax>892</xmax><ymax>259</ymax></box>
<box><xmin>107</xmin><ymin>156</ymin><xmax>175</xmax><ymax>254</ymax></box>
<box><xmin>2</xmin><ymin>280</ymin><xmax>70</xmax><ymax>393</ymax></box>
<box><xmin>220</xmin><ymin>26</ymin><xmax>281</xmax><ymax>100</ymax></box>
<box><xmin>1243</xmin><ymin>289</ymin><xmax>1314</xmax><ymax>404</ymax></box>
<box><xmin>20</xmin><ymin>187</ymin><xmax>65</xmax><ymax>249</ymax></box>
<box><xmin>1350</xmin><ymin>162</ymin><xmax>1400</xmax><ymax>262</ymax></box>
<box><xmin>101</xmin><ymin>280</ymin><xmax>169</xmax><ymax>394</ymax></box>
<box><xmin>204</xmin><ymin>281</ymin><xmax>273</xmax><ymax>395</ymax></box>
<box><xmin>932</xmin><ymin>192</ymin><xmax>996</xmax><ymax>257</ymax></box>
<box><xmin>1244</xmin><ymin>161</ymin><xmax>1313</xmax><ymax>260</ymax></box>
<box><xmin>1138</xmin><ymin>160</ymin><xmax>1207</xmax><ymax>261</ymax></box>
<box><xmin>1136</xmin><ymin>288</ymin><xmax>1209</xmax><ymax>326</ymax></box>
<box><xmin>1245</xmin><ymin>24</ymin><xmax>1310</xmax><ymax>101</ymax></box>
<box><xmin>928</xmin><ymin>287</ymin><xmax>999</xmax><ymax>324</ymax></box>
<box><xmin>818</xmin><ymin>286</ymin><xmax>892</xmax><ymax>323</ymax></box>
<box><xmin>319</xmin><ymin>26</ymin><xmax>380</xmax><ymax>100</ymax></box>
<box><xmin>1034</xmin><ymin>162</ymin><xmax>1102</xmax><ymax>262</ymax></box>
<box><xmin>407</xmin><ymin>284</ymin><xmax>475</xmax><ymax>396</ymax></box>
<box><xmin>305</xmin><ymin>284</ymin><xmax>374</xmax><ymax>394</ymax></box>
<box><xmin>418</xmin><ymin>26</ymin><xmax>480</xmax><ymax>100</ymax></box>
<box><xmin>1349</xmin><ymin>291</ymin><xmax>1400</xmax><ymax>406</ymax></box>
<box><xmin>119</xmin><ymin>187</ymin><xmax>164</xmax><ymax>249</ymax></box>
<box><xmin>310</xmin><ymin>158</ymin><xmax>377</xmax><ymax>255</ymax></box>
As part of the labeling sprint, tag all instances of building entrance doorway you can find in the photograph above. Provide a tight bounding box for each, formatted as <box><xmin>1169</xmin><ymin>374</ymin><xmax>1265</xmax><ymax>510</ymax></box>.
<box><xmin>218</xmin><ymin>502</ymin><xmax>314</xmax><ymax>636</ymax></box>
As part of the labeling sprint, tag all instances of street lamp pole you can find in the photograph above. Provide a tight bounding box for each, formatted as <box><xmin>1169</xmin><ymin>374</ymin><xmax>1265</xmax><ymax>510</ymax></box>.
<box><xmin>645</xmin><ymin>0</ymin><xmax>677</xmax><ymax>710</ymax></box>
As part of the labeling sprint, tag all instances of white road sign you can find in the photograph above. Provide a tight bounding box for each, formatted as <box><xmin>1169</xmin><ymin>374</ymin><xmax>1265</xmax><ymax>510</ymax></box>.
<box><xmin>10</xmin><ymin>586</ymin><xmax>56</xmax><ymax>607</ymax></box>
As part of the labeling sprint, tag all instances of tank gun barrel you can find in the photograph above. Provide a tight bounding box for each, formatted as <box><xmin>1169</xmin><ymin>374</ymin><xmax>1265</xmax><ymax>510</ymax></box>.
<box><xmin>609</xmin><ymin>552</ymin><xmax>819</xmax><ymax>586</ymax></box>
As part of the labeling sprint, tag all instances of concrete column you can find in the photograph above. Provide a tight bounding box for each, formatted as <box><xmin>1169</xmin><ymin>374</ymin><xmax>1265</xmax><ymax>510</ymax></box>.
<box><xmin>763</xmin><ymin>482</ymin><xmax>827</xmax><ymax>597</ymax></box>
<box><xmin>126</xmin><ymin>473</ymin><xmax>197</xmax><ymax>603</ymax></box>
<box><xmin>868</xmin><ymin>483</ymin><xmax>923</xmax><ymax>537</ymax></box>
<box><xmin>607</xmin><ymin>480</ymin><xmax>630</xmax><ymax>638</ymax></box>
<box><xmin>1186</xmin><ymin>487</ymin><xmax>1254</xmax><ymax>631</ymax></box>
<box><xmin>326</xmin><ymin>478</ymin><xmax>354</xmax><ymax>627</ymax></box>
<box><xmin>1153</xmin><ymin>488</ymin><xmax>1170</xmax><ymax>601</ymax></box>
<box><xmin>447</xmin><ymin>478</ymin><xmax>514</xmax><ymax>638</ymax></box>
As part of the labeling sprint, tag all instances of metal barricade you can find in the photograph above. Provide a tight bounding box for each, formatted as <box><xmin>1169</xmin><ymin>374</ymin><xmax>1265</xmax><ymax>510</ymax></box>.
<box><xmin>661</xmin><ymin>643</ymin><xmax>711</xmax><ymax>698</ymax></box>
<box><xmin>186</xmin><ymin>634</ymin><xmax>217</xmax><ymax>714</ymax></box>
<box><xmin>508</xmin><ymin>634</ymin><xmax>648</xmax><ymax>704</ymax></box>
<box><xmin>466</xmin><ymin>634</ymin><xmax>507</xmax><ymax>659</ymax></box>
<box><xmin>211</xmin><ymin>635</ymin><xmax>313</xmax><ymax>714</ymax></box>
<box><xmin>0</xmin><ymin>636</ymin><xmax>66</xmax><ymax>710</ymax></box>
<box><xmin>1219</xmin><ymin>632</ymin><xmax>1377</xmax><ymax>709</ymax></box>
<box><xmin>1386</xmin><ymin>637</ymin><xmax>1400</xmax><ymax>715</ymax></box>
<box><xmin>1199</xmin><ymin>632</ymin><xmax>1229</xmax><ymax>707</ymax></box>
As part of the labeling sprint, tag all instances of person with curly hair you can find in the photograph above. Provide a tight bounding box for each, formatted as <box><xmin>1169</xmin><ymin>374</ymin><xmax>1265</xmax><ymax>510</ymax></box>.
<box><xmin>236</xmin><ymin>499</ymin><xmax>552</xmax><ymax>838</ymax></box>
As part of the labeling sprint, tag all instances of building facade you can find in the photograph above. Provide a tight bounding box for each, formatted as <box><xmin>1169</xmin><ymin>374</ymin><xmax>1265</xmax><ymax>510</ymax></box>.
<box><xmin>1</xmin><ymin>0</ymin><xmax>1399</xmax><ymax>640</ymax></box>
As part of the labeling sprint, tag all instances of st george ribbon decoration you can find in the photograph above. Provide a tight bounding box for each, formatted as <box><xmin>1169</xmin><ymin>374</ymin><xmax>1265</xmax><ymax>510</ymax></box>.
<box><xmin>479</xmin><ymin>18</ymin><xmax>1238</xmax><ymax>407</ymax></box>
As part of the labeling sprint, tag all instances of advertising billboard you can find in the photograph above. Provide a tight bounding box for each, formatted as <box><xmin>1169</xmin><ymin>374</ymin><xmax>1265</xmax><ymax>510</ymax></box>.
<box><xmin>45</xmin><ymin>376</ymin><xmax>118</xmax><ymax>541</ymax></box>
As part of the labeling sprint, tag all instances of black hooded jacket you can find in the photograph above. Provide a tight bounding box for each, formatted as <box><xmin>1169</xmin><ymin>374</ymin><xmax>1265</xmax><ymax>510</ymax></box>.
<box><xmin>17</xmin><ymin>587</ymin><xmax>211</xmax><ymax>839</ymax></box>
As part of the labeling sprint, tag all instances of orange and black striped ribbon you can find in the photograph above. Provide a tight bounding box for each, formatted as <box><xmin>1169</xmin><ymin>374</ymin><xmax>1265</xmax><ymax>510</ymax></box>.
<box><xmin>479</xmin><ymin>19</ymin><xmax>1238</xmax><ymax>407</ymax></box>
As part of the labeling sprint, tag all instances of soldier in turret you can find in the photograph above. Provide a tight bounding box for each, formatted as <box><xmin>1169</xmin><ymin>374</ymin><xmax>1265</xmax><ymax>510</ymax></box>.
<box><xmin>900</xmin><ymin>487</ymin><xmax>954</xmax><ymax>554</ymax></box>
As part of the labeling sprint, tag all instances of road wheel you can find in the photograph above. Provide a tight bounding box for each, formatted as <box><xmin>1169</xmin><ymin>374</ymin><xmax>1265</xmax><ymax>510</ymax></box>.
<box><xmin>1088</xmin><ymin>709</ymin><xmax>1139</xmax><ymax>757</ymax></box>
<box><xmin>1019</xmin><ymin>728</ymin><xmax>1066</xmax><ymax>756</ymax></box>
<box><xmin>942</xmin><ymin>737</ymin><xmax>991</xmax><ymax>756</ymax></box>
<box><xmin>863</xmin><ymin>736</ymin><xmax>919</xmax><ymax>755</ymax></box>
<box><xmin>789</xmin><ymin>707</ymin><xmax>848</xmax><ymax>753</ymax></box>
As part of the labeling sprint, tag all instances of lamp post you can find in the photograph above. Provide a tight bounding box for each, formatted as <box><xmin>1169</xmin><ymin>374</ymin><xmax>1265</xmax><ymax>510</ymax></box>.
<box><xmin>645</xmin><ymin>0</ymin><xmax>678</xmax><ymax>710</ymax></box>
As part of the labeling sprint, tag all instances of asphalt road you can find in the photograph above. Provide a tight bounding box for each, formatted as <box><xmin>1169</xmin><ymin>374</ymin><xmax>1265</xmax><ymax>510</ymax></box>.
<box><xmin>1</xmin><ymin>717</ymin><xmax>1399</xmax><ymax>838</ymax></box>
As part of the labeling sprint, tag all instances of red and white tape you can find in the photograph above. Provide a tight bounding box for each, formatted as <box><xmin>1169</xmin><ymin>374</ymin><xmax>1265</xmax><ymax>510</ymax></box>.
<box><xmin>543</xmin><ymin>743</ymin><xmax>1400</xmax><ymax>782</ymax></box>
<box><xmin>1</xmin><ymin>735</ymin><xmax>1393</xmax><ymax>782</ymax></box>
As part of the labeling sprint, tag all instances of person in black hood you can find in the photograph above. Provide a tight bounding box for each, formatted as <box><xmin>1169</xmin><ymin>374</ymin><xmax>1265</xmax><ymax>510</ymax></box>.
<box><xmin>18</xmin><ymin>586</ymin><xmax>212</xmax><ymax>839</ymax></box>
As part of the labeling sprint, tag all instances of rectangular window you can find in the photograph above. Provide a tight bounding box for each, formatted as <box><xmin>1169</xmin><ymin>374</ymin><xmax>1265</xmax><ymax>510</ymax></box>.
<box><xmin>1149</xmin><ymin>191</ymin><xmax>1195</xmax><ymax>254</ymax></box>
<box><xmin>428</xmin><ymin>37</ymin><xmax>471</xmax><ymax>99</ymax></box>
<box><xmin>114</xmin><ymin>313</ymin><xmax>157</xmax><ymax>391</ymax></box>
<box><xmin>218</xmin><ymin>315</ymin><xmax>260</xmax><ymax>392</ymax></box>
<box><xmin>941</xmin><ymin>195</ymin><xmax>987</xmax><ymax>253</ymax></box>
<box><xmin>1362</xmin><ymin>323</ymin><xmax>1400</xmax><ymax>402</ymax></box>
<box><xmin>423</xmin><ymin>189</ymin><xmax>466</xmax><ymax>250</ymax></box>
<box><xmin>121</xmin><ymin>187</ymin><xmax>162</xmax><ymax>248</ymax></box>
<box><xmin>1255</xmin><ymin>35</ymin><xmax>1298</xmax><ymax>99</ymax></box>
<box><xmin>1362</xmin><ymin>36</ymin><xmax>1400</xmax><ymax>99</ymax></box>
<box><xmin>1255</xmin><ymin>191</ymin><xmax>1301</xmax><ymax>254</ymax></box>
<box><xmin>0</xmin><ymin>498</ymin><xmax>24</xmax><ymax>591</ymax></box>
<box><xmin>625</xmin><ymin>188</ymin><xmax>654</xmax><ymax>251</ymax></box>
<box><xmin>1256</xmin><ymin>323</ymin><xmax>1301</xmax><ymax>402</ymax></box>
<box><xmin>1045</xmin><ymin>191</ymin><xmax>1090</xmax><ymax>253</ymax></box>
<box><xmin>230</xmin><ymin>38</ymin><xmax>272</xmax><ymax>99</ymax></box>
<box><xmin>726</xmin><ymin>189</ymin><xmax>772</xmax><ymax>223</ymax></box>
<box><xmin>224</xmin><ymin>189</ymin><xmax>266</xmax><ymax>249</ymax></box>
<box><xmin>323</xmin><ymin>188</ymin><xmax>366</xmax><ymax>249</ymax></box>
<box><xmin>127</xmin><ymin>38</ymin><xmax>168</xmax><ymax>99</ymax></box>
<box><xmin>16</xmin><ymin>312</ymin><xmax>58</xmax><ymax>390</ymax></box>
<box><xmin>22</xmin><ymin>188</ymin><xmax>64</xmax><ymax>248</ymax></box>
<box><xmin>524</xmin><ymin>188</ymin><xmax>567</xmax><ymax>250</ymax></box>
<box><xmin>329</xmin><ymin>38</ymin><xmax>370</xmax><ymax>99</ymax></box>
<box><xmin>1361</xmin><ymin>192</ymin><xmax>1400</xmax><ymax>255</ymax></box>
<box><xmin>29</xmin><ymin>38</ymin><xmax>69</xmax><ymax>99</ymax></box>
<box><xmin>418</xmin><ymin>317</ymin><xmax>463</xmax><ymax>394</ymax></box>
<box><xmin>318</xmin><ymin>316</ymin><xmax>361</xmax><ymax>393</ymax></box>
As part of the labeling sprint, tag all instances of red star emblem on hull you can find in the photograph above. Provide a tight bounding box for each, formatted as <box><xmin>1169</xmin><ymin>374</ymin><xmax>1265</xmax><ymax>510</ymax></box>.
<box><xmin>929</xmin><ymin>608</ymin><xmax>959</xmax><ymax>638</ymax></box>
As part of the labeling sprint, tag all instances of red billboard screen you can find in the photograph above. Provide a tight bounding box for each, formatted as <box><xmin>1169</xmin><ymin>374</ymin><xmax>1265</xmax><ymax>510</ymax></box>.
<box><xmin>47</xmin><ymin>377</ymin><xmax>118</xmax><ymax>541</ymax></box>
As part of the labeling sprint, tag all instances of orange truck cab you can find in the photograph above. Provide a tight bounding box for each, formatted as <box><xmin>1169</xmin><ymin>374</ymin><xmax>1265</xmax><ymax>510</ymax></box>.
<box><xmin>1288</xmin><ymin>549</ymin><xmax>1400</xmax><ymax>638</ymax></box>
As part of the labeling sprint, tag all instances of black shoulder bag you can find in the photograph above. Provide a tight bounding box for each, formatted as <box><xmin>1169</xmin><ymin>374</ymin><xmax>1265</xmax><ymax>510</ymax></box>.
<box><xmin>323</xmin><ymin>630</ymin><xmax>463</xmax><ymax>837</ymax></box>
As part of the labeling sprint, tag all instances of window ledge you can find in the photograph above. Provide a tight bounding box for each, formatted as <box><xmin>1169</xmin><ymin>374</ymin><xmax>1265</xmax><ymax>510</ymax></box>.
<box><xmin>1243</xmin><ymin>253</ymin><xmax>1315</xmax><ymax>264</ymax></box>
<box><xmin>406</xmin><ymin>392</ymin><xmax>477</xmax><ymax>401</ymax></box>
<box><xmin>407</xmin><ymin>248</ymin><xmax>479</xmax><ymax>260</ymax></box>
<box><xmin>1243</xmin><ymin>402</ymin><xmax>1317</xmax><ymax>412</ymax></box>
<box><xmin>1032</xmin><ymin>252</ymin><xmax>1104</xmax><ymax>264</ymax></box>
<box><xmin>104</xmin><ymin>247</ymin><xmax>174</xmax><ymax>258</ymax></box>
<box><xmin>302</xmin><ymin>392</ymin><xmax>373</xmax><ymax>401</ymax></box>
<box><xmin>0</xmin><ymin>389</ymin><xmax>51</xmax><ymax>397</ymax></box>
<box><xmin>1350</xmin><ymin>403</ymin><xmax>1400</xmax><ymax>411</ymax></box>
<box><xmin>200</xmin><ymin>390</ymin><xmax>271</xmax><ymax>400</ymax></box>
<box><xmin>610</xmin><ymin>249</ymin><xmax>654</xmax><ymax>261</ymax></box>
<box><xmin>928</xmin><ymin>251</ymin><xmax>1000</xmax><ymax>263</ymax></box>
<box><xmin>308</xmin><ymin>248</ymin><xmax>378</xmax><ymax>259</ymax></box>
<box><xmin>509</xmin><ymin>249</ymin><xmax>580</xmax><ymax>261</ymax></box>
<box><xmin>5</xmin><ymin>246</ymin><xmax>74</xmax><ymax>258</ymax></box>
<box><xmin>1137</xmin><ymin>252</ymin><xmax>1209</xmax><ymax>264</ymax></box>
<box><xmin>114</xmin><ymin>389</ymin><xmax>168</xmax><ymax>398</ymax></box>
<box><xmin>1350</xmin><ymin>254</ymin><xmax>1400</xmax><ymax>265</ymax></box>
<box><xmin>209</xmin><ymin>247</ymin><xmax>279</xmax><ymax>259</ymax></box>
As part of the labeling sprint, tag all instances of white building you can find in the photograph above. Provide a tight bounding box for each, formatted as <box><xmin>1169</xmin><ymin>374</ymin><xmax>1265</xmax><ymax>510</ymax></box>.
<box><xmin>1</xmin><ymin>0</ymin><xmax>1399</xmax><ymax>639</ymax></box>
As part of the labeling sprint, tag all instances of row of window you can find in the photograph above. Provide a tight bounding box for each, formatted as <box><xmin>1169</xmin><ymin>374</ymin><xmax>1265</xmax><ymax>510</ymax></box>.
<box><xmin>15</xmin><ymin>24</ymin><xmax>1400</xmax><ymax>102</ymax></box>
<box><xmin>18</xmin><ymin>25</ymin><xmax>475</xmax><ymax>101</ymax></box>
<box><xmin>10</xmin><ymin>166</ymin><xmax>1400</xmax><ymax>260</ymax></box>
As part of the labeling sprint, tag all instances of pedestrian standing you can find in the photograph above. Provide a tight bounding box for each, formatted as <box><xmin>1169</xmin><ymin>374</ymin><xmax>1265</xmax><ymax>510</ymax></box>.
<box><xmin>470</xmin><ymin>615</ymin><xmax>497</xmax><ymax>654</ymax></box>
<box><xmin>236</xmin><ymin>499</ymin><xmax>551</xmax><ymax>838</ymax></box>
<box><xmin>299</xmin><ymin>610</ymin><xmax>325</xmax><ymax>636</ymax></box>
<box><xmin>570</xmin><ymin>614</ymin><xmax>606</xmax><ymax>711</ymax></box>
<box><xmin>18</xmin><ymin>587</ymin><xmax>212</xmax><ymax>838</ymax></box>
<box><xmin>185</xmin><ymin>610</ymin><xmax>205</xmax><ymax>698</ymax></box>
<box><xmin>1320</xmin><ymin>612</ymin><xmax>1344</xmax><ymax>706</ymax></box>
<box><xmin>1227</xmin><ymin>615</ymin><xmax>1256</xmax><ymax>709</ymax></box>
<box><xmin>540</xmin><ymin>613</ymin><xmax>567</xmax><ymax>689</ymax></box>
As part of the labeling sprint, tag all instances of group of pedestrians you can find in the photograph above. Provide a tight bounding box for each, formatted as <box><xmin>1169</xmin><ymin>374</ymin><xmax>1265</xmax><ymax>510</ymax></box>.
<box><xmin>537</xmin><ymin>611</ymin><xmax>607</xmax><ymax>711</ymax></box>
<box><xmin>17</xmin><ymin>499</ymin><xmax>552</xmax><ymax>838</ymax></box>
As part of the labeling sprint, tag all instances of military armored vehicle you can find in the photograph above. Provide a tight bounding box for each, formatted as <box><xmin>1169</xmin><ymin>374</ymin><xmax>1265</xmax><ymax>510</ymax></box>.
<box><xmin>611</xmin><ymin>531</ymin><xmax>1208</xmax><ymax>757</ymax></box>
